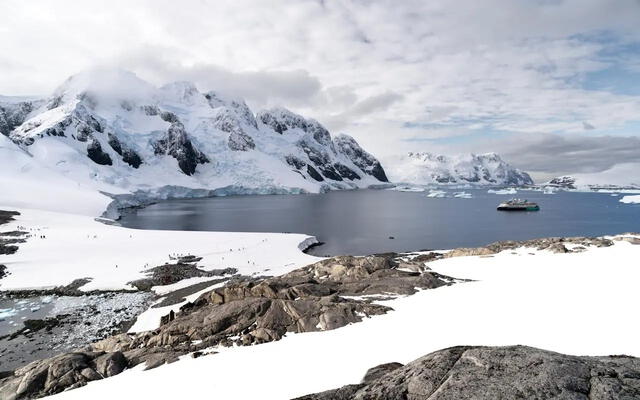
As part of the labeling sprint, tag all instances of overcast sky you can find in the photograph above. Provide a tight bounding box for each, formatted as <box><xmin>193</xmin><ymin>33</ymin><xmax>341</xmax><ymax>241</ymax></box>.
<box><xmin>1</xmin><ymin>0</ymin><xmax>640</xmax><ymax>179</ymax></box>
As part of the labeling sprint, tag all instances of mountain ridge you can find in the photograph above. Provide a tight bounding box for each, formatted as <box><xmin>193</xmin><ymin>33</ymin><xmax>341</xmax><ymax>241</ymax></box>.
<box><xmin>385</xmin><ymin>151</ymin><xmax>534</xmax><ymax>186</ymax></box>
<box><xmin>0</xmin><ymin>69</ymin><xmax>389</xmax><ymax>211</ymax></box>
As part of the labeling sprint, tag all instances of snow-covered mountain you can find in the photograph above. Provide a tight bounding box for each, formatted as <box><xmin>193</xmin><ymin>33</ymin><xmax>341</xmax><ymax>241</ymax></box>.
<box><xmin>0</xmin><ymin>69</ymin><xmax>388</xmax><ymax>213</ymax></box>
<box><xmin>385</xmin><ymin>152</ymin><xmax>533</xmax><ymax>186</ymax></box>
<box><xmin>546</xmin><ymin>163</ymin><xmax>640</xmax><ymax>190</ymax></box>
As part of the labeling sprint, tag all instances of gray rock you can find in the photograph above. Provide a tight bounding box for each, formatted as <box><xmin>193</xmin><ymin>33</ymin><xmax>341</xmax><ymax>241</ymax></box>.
<box><xmin>153</xmin><ymin>120</ymin><xmax>209</xmax><ymax>175</ymax></box>
<box><xmin>296</xmin><ymin>346</ymin><xmax>640</xmax><ymax>400</ymax></box>
<box><xmin>0</xmin><ymin>254</ymin><xmax>453</xmax><ymax>399</ymax></box>
<box><xmin>444</xmin><ymin>236</ymin><xmax>614</xmax><ymax>258</ymax></box>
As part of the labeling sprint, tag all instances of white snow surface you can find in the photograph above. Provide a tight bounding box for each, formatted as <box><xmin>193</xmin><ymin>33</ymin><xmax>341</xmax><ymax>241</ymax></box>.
<box><xmin>620</xmin><ymin>194</ymin><xmax>640</xmax><ymax>204</ymax></box>
<box><xmin>570</xmin><ymin>163</ymin><xmax>640</xmax><ymax>188</ymax></box>
<box><xmin>0</xmin><ymin>208</ymin><xmax>320</xmax><ymax>291</ymax></box>
<box><xmin>53</xmin><ymin>239</ymin><xmax>640</xmax><ymax>400</ymax></box>
<box><xmin>384</xmin><ymin>152</ymin><xmax>533</xmax><ymax>186</ymax></box>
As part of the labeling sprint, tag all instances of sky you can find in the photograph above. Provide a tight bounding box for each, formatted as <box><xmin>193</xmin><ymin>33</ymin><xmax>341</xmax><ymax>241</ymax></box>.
<box><xmin>1</xmin><ymin>0</ymin><xmax>640</xmax><ymax>179</ymax></box>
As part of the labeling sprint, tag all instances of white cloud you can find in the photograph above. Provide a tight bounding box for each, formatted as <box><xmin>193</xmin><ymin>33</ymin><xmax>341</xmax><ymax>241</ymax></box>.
<box><xmin>1</xmin><ymin>0</ymin><xmax>640</xmax><ymax>175</ymax></box>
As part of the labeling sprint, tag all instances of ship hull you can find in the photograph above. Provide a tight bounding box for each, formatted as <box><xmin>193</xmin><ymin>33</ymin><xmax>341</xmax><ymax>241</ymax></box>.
<box><xmin>497</xmin><ymin>205</ymin><xmax>540</xmax><ymax>211</ymax></box>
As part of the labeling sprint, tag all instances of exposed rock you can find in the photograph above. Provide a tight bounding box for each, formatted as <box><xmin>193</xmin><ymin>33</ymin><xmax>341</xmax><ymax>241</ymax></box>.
<box><xmin>107</xmin><ymin>133</ymin><xmax>143</xmax><ymax>168</ymax></box>
<box><xmin>0</xmin><ymin>351</ymin><xmax>127</xmax><ymax>399</ymax></box>
<box><xmin>86</xmin><ymin>140</ymin><xmax>112</xmax><ymax>166</ymax></box>
<box><xmin>0</xmin><ymin>101</ymin><xmax>35</xmax><ymax>136</ymax></box>
<box><xmin>307</xmin><ymin>165</ymin><xmax>324</xmax><ymax>182</ymax></box>
<box><xmin>361</xmin><ymin>362</ymin><xmax>403</xmax><ymax>383</ymax></box>
<box><xmin>334</xmin><ymin>134</ymin><xmax>389</xmax><ymax>182</ymax></box>
<box><xmin>0</xmin><ymin>254</ymin><xmax>455</xmax><ymax>399</ymax></box>
<box><xmin>547</xmin><ymin>175</ymin><xmax>577</xmax><ymax>189</ymax></box>
<box><xmin>295</xmin><ymin>346</ymin><xmax>640</xmax><ymax>400</ymax></box>
<box><xmin>153</xmin><ymin>120</ymin><xmax>209</xmax><ymax>175</ymax></box>
<box><xmin>334</xmin><ymin>163</ymin><xmax>361</xmax><ymax>180</ymax></box>
<box><xmin>444</xmin><ymin>236</ymin><xmax>613</xmax><ymax>258</ymax></box>
<box><xmin>0</xmin><ymin>210</ymin><xmax>20</xmax><ymax>225</ymax></box>
<box><xmin>128</xmin><ymin>255</ymin><xmax>237</xmax><ymax>291</ymax></box>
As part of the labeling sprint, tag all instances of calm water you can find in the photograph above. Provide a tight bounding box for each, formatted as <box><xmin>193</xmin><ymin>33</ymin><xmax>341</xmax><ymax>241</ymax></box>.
<box><xmin>120</xmin><ymin>189</ymin><xmax>640</xmax><ymax>256</ymax></box>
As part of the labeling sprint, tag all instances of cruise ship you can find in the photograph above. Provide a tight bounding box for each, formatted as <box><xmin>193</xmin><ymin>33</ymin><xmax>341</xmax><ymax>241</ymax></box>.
<box><xmin>497</xmin><ymin>198</ymin><xmax>540</xmax><ymax>211</ymax></box>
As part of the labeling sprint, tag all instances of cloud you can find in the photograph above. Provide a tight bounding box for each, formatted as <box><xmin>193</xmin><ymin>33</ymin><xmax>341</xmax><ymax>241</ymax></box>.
<box><xmin>1</xmin><ymin>0</ymin><xmax>640</xmax><ymax>176</ymax></box>
<box><xmin>449</xmin><ymin>132</ymin><xmax>640</xmax><ymax>180</ymax></box>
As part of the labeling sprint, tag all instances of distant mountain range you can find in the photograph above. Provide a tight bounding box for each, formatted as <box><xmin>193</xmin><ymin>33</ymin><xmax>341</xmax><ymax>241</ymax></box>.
<box><xmin>385</xmin><ymin>152</ymin><xmax>534</xmax><ymax>186</ymax></box>
<box><xmin>543</xmin><ymin>162</ymin><xmax>640</xmax><ymax>190</ymax></box>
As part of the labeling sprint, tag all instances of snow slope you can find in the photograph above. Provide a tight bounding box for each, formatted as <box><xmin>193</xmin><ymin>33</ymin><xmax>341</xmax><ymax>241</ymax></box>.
<box><xmin>0</xmin><ymin>208</ymin><xmax>320</xmax><ymax>291</ymax></box>
<box><xmin>53</xmin><ymin>238</ymin><xmax>640</xmax><ymax>400</ymax></box>
<box><xmin>385</xmin><ymin>152</ymin><xmax>533</xmax><ymax>186</ymax></box>
<box><xmin>1</xmin><ymin>69</ymin><xmax>388</xmax><ymax>217</ymax></box>
<box><xmin>547</xmin><ymin>163</ymin><xmax>640</xmax><ymax>190</ymax></box>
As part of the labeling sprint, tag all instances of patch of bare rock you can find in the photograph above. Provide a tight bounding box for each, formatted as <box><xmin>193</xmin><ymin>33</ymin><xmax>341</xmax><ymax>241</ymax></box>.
<box><xmin>0</xmin><ymin>254</ymin><xmax>456</xmax><ymax>399</ymax></box>
<box><xmin>295</xmin><ymin>345</ymin><xmax>640</xmax><ymax>400</ymax></box>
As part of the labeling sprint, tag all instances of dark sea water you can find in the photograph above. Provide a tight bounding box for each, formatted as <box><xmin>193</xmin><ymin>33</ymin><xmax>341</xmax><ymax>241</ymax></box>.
<box><xmin>119</xmin><ymin>189</ymin><xmax>640</xmax><ymax>256</ymax></box>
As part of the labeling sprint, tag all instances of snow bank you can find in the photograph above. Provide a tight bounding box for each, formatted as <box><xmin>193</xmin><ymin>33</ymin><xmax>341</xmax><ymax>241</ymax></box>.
<box><xmin>53</xmin><ymin>239</ymin><xmax>640</xmax><ymax>400</ymax></box>
<box><xmin>0</xmin><ymin>208</ymin><xmax>321</xmax><ymax>292</ymax></box>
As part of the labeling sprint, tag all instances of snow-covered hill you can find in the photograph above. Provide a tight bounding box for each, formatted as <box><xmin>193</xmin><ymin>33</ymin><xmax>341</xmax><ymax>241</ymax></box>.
<box><xmin>546</xmin><ymin>163</ymin><xmax>640</xmax><ymax>190</ymax></box>
<box><xmin>385</xmin><ymin>152</ymin><xmax>533</xmax><ymax>186</ymax></box>
<box><xmin>0</xmin><ymin>69</ymin><xmax>388</xmax><ymax>215</ymax></box>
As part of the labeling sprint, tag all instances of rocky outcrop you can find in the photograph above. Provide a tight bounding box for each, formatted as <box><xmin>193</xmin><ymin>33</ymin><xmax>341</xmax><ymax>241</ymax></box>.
<box><xmin>258</xmin><ymin>108</ymin><xmax>331</xmax><ymax>147</ymax></box>
<box><xmin>86</xmin><ymin>139</ymin><xmax>112</xmax><ymax>165</ymax></box>
<box><xmin>153</xmin><ymin>120</ymin><xmax>209</xmax><ymax>175</ymax></box>
<box><xmin>0</xmin><ymin>101</ymin><xmax>35</xmax><ymax>136</ymax></box>
<box><xmin>334</xmin><ymin>134</ymin><xmax>388</xmax><ymax>182</ymax></box>
<box><xmin>547</xmin><ymin>175</ymin><xmax>577</xmax><ymax>189</ymax></box>
<box><xmin>127</xmin><ymin>255</ymin><xmax>236</xmax><ymax>291</ymax></box>
<box><xmin>0</xmin><ymin>254</ymin><xmax>456</xmax><ymax>399</ymax></box>
<box><xmin>443</xmin><ymin>236</ymin><xmax>614</xmax><ymax>258</ymax></box>
<box><xmin>295</xmin><ymin>345</ymin><xmax>640</xmax><ymax>400</ymax></box>
<box><xmin>107</xmin><ymin>133</ymin><xmax>142</xmax><ymax>168</ymax></box>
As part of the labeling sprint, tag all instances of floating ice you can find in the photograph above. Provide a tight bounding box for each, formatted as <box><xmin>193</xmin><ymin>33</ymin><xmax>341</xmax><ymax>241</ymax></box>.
<box><xmin>488</xmin><ymin>188</ymin><xmax>517</xmax><ymax>195</ymax></box>
<box><xmin>453</xmin><ymin>191</ymin><xmax>473</xmax><ymax>199</ymax></box>
<box><xmin>426</xmin><ymin>190</ymin><xmax>447</xmax><ymax>198</ymax></box>
<box><xmin>0</xmin><ymin>308</ymin><xmax>18</xmax><ymax>319</ymax></box>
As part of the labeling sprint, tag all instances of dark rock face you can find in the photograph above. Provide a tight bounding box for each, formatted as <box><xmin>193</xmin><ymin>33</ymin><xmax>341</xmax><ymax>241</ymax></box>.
<box><xmin>86</xmin><ymin>140</ymin><xmax>112</xmax><ymax>166</ymax></box>
<box><xmin>299</xmin><ymin>141</ymin><xmax>343</xmax><ymax>181</ymax></box>
<box><xmin>295</xmin><ymin>346</ymin><xmax>640</xmax><ymax>400</ymax></box>
<box><xmin>334</xmin><ymin>163</ymin><xmax>361</xmax><ymax>180</ymax></box>
<box><xmin>334</xmin><ymin>134</ymin><xmax>389</xmax><ymax>182</ymax></box>
<box><xmin>307</xmin><ymin>165</ymin><xmax>324</xmax><ymax>181</ymax></box>
<box><xmin>210</xmin><ymin>108</ymin><xmax>256</xmax><ymax>152</ymax></box>
<box><xmin>0</xmin><ymin>254</ymin><xmax>454</xmax><ymax>399</ymax></box>
<box><xmin>107</xmin><ymin>133</ymin><xmax>142</xmax><ymax>168</ymax></box>
<box><xmin>153</xmin><ymin>120</ymin><xmax>209</xmax><ymax>175</ymax></box>
<box><xmin>285</xmin><ymin>155</ymin><xmax>307</xmax><ymax>170</ymax></box>
<box><xmin>258</xmin><ymin>108</ymin><xmax>333</xmax><ymax>148</ymax></box>
<box><xmin>0</xmin><ymin>101</ymin><xmax>35</xmax><ymax>136</ymax></box>
<box><xmin>548</xmin><ymin>176</ymin><xmax>577</xmax><ymax>189</ymax></box>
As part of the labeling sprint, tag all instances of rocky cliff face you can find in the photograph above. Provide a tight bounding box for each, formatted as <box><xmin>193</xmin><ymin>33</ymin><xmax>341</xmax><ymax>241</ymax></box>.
<box><xmin>296</xmin><ymin>345</ymin><xmax>640</xmax><ymax>400</ymax></box>
<box><xmin>386</xmin><ymin>152</ymin><xmax>533</xmax><ymax>186</ymax></box>
<box><xmin>2</xmin><ymin>69</ymin><xmax>388</xmax><ymax>196</ymax></box>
